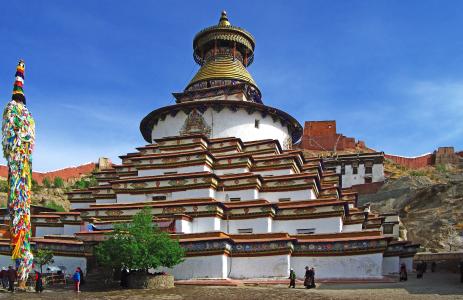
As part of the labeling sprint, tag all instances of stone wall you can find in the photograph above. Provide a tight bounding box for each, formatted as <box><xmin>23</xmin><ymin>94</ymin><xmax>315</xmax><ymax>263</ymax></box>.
<box><xmin>384</xmin><ymin>153</ymin><xmax>434</xmax><ymax>169</ymax></box>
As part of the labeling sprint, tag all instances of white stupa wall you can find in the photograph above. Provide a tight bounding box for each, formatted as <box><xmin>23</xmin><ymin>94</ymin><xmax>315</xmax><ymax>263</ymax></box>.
<box><xmin>273</xmin><ymin>217</ymin><xmax>343</xmax><ymax>234</ymax></box>
<box><xmin>382</xmin><ymin>256</ymin><xmax>400</xmax><ymax>274</ymax></box>
<box><xmin>151</xmin><ymin>108</ymin><xmax>293</xmax><ymax>149</ymax></box>
<box><xmin>229</xmin><ymin>254</ymin><xmax>290</xmax><ymax>278</ymax></box>
<box><xmin>138</xmin><ymin>165</ymin><xmax>212</xmax><ymax>177</ymax></box>
<box><xmin>162</xmin><ymin>254</ymin><xmax>229</xmax><ymax>279</ymax></box>
<box><xmin>291</xmin><ymin>252</ymin><xmax>383</xmax><ymax>279</ymax></box>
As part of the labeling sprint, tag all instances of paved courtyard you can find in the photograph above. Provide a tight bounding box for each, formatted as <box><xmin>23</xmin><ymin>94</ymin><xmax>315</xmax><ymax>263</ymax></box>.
<box><xmin>1</xmin><ymin>272</ymin><xmax>462</xmax><ymax>299</ymax></box>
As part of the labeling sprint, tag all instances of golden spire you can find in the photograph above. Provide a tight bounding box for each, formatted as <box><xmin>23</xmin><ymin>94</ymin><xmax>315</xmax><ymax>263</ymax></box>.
<box><xmin>218</xmin><ymin>11</ymin><xmax>230</xmax><ymax>26</ymax></box>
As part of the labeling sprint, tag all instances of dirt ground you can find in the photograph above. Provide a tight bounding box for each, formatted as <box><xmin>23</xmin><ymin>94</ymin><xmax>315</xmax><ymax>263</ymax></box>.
<box><xmin>1</xmin><ymin>272</ymin><xmax>463</xmax><ymax>300</ymax></box>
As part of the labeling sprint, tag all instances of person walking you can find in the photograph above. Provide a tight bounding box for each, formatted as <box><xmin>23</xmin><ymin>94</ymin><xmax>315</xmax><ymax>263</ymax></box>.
<box><xmin>7</xmin><ymin>266</ymin><xmax>16</xmax><ymax>292</ymax></box>
<box><xmin>416</xmin><ymin>262</ymin><xmax>424</xmax><ymax>279</ymax></box>
<box><xmin>35</xmin><ymin>271</ymin><xmax>43</xmax><ymax>293</ymax></box>
<box><xmin>73</xmin><ymin>268</ymin><xmax>81</xmax><ymax>292</ymax></box>
<box><xmin>310</xmin><ymin>267</ymin><xmax>316</xmax><ymax>288</ymax></box>
<box><xmin>77</xmin><ymin>267</ymin><xmax>85</xmax><ymax>286</ymax></box>
<box><xmin>288</xmin><ymin>268</ymin><xmax>296</xmax><ymax>288</ymax></box>
<box><xmin>1</xmin><ymin>267</ymin><xmax>8</xmax><ymax>289</ymax></box>
<box><xmin>399</xmin><ymin>263</ymin><xmax>408</xmax><ymax>281</ymax></box>
<box><xmin>303</xmin><ymin>266</ymin><xmax>311</xmax><ymax>289</ymax></box>
<box><xmin>431</xmin><ymin>261</ymin><xmax>436</xmax><ymax>273</ymax></box>
<box><xmin>459</xmin><ymin>261</ymin><xmax>463</xmax><ymax>283</ymax></box>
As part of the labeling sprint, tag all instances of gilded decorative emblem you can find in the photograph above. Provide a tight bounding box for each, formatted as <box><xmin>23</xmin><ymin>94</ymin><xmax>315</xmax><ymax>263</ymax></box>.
<box><xmin>162</xmin><ymin>207</ymin><xmax>186</xmax><ymax>214</ymax></box>
<box><xmin>234</xmin><ymin>179</ymin><xmax>240</xmax><ymax>184</ymax></box>
<box><xmin>294</xmin><ymin>207</ymin><xmax>316</xmax><ymax>215</ymax></box>
<box><xmin>244</xmin><ymin>207</ymin><xmax>249</xmax><ymax>214</ymax></box>
<box><xmin>162</xmin><ymin>157</ymin><xmax>180</xmax><ymax>163</ymax></box>
<box><xmin>168</xmin><ymin>179</ymin><xmax>188</xmax><ymax>186</ymax></box>
<box><xmin>105</xmin><ymin>210</ymin><xmax>123</xmax><ymax>217</ymax></box>
<box><xmin>155</xmin><ymin>181</ymin><xmax>160</xmax><ymax>187</ymax></box>
<box><xmin>179</xmin><ymin>109</ymin><xmax>212</xmax><ymax>137</ymax></box>
<box><xmin>131</xmin><ymin>182</ymin><xmax>148</xmax><ymax>189</ymax></box>
<box><xmin>275</xmin><ymin>180</ymin><xmax>295</xmax><ymax>186</ymax></box>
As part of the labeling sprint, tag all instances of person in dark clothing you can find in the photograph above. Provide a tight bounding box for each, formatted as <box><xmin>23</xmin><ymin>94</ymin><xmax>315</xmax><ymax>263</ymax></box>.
<box><xmin>423</xmin><ymin>262</ymin><xmax>427</xmax><ymax>273</ymax></box>
<box><xmin>310</xmin><ymin>267</ymin><xmax>316</xmax><ymax>288</ymax></box>
<box><xmin>120</xmin><ymin>267</ymin><xmax>129</xmax><ymax>288</ymax></box>
<box><xmin>7</xmin><ymin>266</ymin><xmax>16</xmax><ymax>292</ymax></box>
<box><xmin>303</xmin><ymin>266</ymin><xmax>311</xmax><ymax>288</ymax></box>
<box><xmin>416</xmin><ymin>262</ymin><xmax>424</xmax><ymax>279</ymax></box>
<box><xmin>77</xmin><ymin>267</ymin><xmax>85</xmax><ymax>286</ymax></box>
<box><xmin>1</xmin><ymin>268</ymin><xmax>7</xmax><ymax>289</ymax></box>
<box><xmin>288</xmin><ymin>269</ymin><xmax>296</xmax><ymax>288</ymax></box>
<box><xmin>399</xmin><ymin>263</ymin><xmax>407</xmax><ymax>281</ymax></box>
<box><xmin>459</xmin><ymin>261</ymin><xmax>463</xmax><ymax>283</ymax></box>
<box><xmin>431</xmin><ymin>262</ymin><xmax>436</xmax><ymax>273</ymax></box>
<box><xmin>35</xmin><ymin>271</ymin><xmax>43</xmax><ymax>293</ymax></box>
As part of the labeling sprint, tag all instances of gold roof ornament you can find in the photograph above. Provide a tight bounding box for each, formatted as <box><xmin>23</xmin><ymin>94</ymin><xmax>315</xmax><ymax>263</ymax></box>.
<box><xmin>218</xmin><ymin>11</ymin><xmax>231</xmax><ymax>26</ymax></box>
<box><xmin>186</xmin><ymin>11</ymin><xmax>261</xmax><ymax>102</ymax></box>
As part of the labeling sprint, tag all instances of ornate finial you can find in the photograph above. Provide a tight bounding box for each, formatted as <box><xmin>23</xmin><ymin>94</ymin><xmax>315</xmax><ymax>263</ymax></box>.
<box><xmin>12</xmin><ymin>59</ymin><xmax>26</xmax><ymax>104</ymax></box>
<box><xmin>218</xmin><ymin>10</ymin><xmax>230</xmax><ymax>26</ymax></box>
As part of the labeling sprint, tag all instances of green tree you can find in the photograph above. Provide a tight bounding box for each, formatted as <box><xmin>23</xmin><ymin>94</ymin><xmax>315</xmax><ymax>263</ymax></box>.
<box><xmin>31</xmin><ymin>179</ymin><xmax>41</xmax><ymax>192</ymax></box>
<box><xmin>42</xmin><ymin>178</ymin><xmax>51</xmax><ymax>188</ymax></box>
<box><xmin>53</xmin><ymin>176</ymin><xmax>64</xmax><ymax>188</ymax></box>
<box><xmin>34</xmin><ymin>249</ymin><xmax>54</xmax><ymax>273</ymax></box>
<box><xmin>95</xmin><ymin>208</ymin><xmax>184</xmax><ymax>273</ymax></box>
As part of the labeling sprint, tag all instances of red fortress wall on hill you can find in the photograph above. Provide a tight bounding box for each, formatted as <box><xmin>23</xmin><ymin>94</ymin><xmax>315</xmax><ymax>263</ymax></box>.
<box><xmin>297</xmin><ymin>121</ymin><xmax>366</xmax><ymax>151</ymax></box>
<box><xmin>0</xmin><ymin>162</ymin><xmax>96</xmax><ymax>184</ymax></box>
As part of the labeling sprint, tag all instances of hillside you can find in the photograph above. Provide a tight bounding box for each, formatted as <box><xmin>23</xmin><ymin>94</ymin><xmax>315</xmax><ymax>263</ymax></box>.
<box><xmin>0</xmin><ymin>162</ymin><xmax>96</xmax><ymax>184</ymax></box>
<box><xmin>359</xmin><ymin>169</ymin><xmax>463</xmax><ymax>252</ymax></box>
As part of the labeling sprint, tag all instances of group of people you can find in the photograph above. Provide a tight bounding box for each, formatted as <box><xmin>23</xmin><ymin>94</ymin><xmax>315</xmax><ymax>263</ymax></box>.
<box><xmin>0</xmin><ymin>266</ymin><xmax>16</xmax><ymax>292</ymax></box>
<box><xmin>288</xmin><ymin>266</ymin><xmax>316</xmax><ymax>289</ymax></box>
<box><xmin>0</xmin><ymin>265</ymin><xmax>84</xmax><ymax>293</ymax></box>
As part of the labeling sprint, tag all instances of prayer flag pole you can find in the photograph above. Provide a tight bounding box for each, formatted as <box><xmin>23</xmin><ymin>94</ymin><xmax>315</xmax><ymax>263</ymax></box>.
<box><xmin>2</xmin><ymin>60</ymin><xmax>36</xmax><ymax>287</ymax></box>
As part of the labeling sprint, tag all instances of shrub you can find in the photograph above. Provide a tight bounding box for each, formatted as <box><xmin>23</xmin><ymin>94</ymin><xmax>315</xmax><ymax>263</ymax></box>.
<box><xmin>44</xmin><ymin>201</ymin><xmax>65</xmax><ymax>212</ymax></box>
<box><xmin>42</xmin><ymin>178</ymin><xmax>52</xmax><ymax>188</ymax></box>
<box><xmin>53</xmin><ymin>177</ymin><xmax>64</xmax><ymax>188</ymax></box>
<box><xmin>0</xmin><ymin>180</ymin><xmax>8</xmax><ymax>193</ymax></box>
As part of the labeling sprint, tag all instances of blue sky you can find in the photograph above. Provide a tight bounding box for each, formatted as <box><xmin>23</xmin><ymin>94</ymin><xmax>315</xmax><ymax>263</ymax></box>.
<box><xmin>1</xmin><ymin>1</ymin><xmax>462</xmax><ymax>171</ymax></box>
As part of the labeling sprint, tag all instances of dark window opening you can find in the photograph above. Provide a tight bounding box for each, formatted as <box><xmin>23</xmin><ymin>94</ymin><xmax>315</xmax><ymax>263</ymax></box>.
<box><xmin>255</xmin><ymin>119</ymin><xmax>260</xmax><ymax>128</ymax></box>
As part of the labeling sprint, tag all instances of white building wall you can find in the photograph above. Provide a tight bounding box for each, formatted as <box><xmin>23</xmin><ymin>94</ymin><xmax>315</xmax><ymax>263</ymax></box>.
<box><xmin>63</xmin><ymin>224</ymin><xmax>82</xmax><ymax>236</ymax></box>
<box><xmin>253</xmin><ymin>169</ymin><xmax>295</xmax><ymax>177</ymax></box>
<box><xmin>260</xmin><ymin>190</ymin><xmax>316</xmax><ymax>202</ymax></box>
<box><xmin>172</xmin><ymin>188</ymin><xmax>215</xmax><ymax>200</ymax></box>
<box><xmin>138</xmin><ymin>165</ymin><xmax>212</xmax><ymax>177</ymax></box>
<box><xmin>214</xmin><ymin>167</ymin><xmax>250</xmax><ymax>176</ymax></box>
<box><xmin>151</xmin><ymin>108</ymin><xmax>292</xmax><ymax>149</ymax></box>
<box><xmin>71</xmin><ymin>202</ymin><xmax>93</xmax><ymax>210</ymax></box>
<box><xmin>229</xmin><ymin>254</ymin><xmax>290</xmax><ymax>278</ymax></box>
<box><xmin>40</xmin><ymin>255</ymin><xmax>87</xmax><ymax>275</ymax></box>
<box><xmin>95</xmin><ymin>198</ymin><xmax>116</xmax><ymax>205</ymax></box>
<box><xmin>35</xmin><ymin>226</ymin><xmax>64</xmax><ymax>237</ymax></box>
<box><xmin>372</xmin><ymin>164</ymin><xmax>385</xmax><ymax>182</ymax></box>
<box><xmin>192</xmin><ymin>217</ymin><xmax>221</xmax><ymax>233</ymax></box>
<box><xmin>116</xmin><ymin>193</ymin><xmax>153</xmax><ymax>203</ymax></box>
<box><xmin>342</xmin><ymin>223</ymin><xmax>363</xmax><ymax>232</ymax></box>
<box><xmin>382</xmin><ymin>256</ymin><xmax>400</xmax><ymax>274</ymax></box>
<box><xmin>175</xmin><ymin>219</ymin><xmax>192</xmax><ymax>234</ymax></box>
<box><xmin>399</xmin><ymin>257</ymin><xmax>413</xmax><ymax>272</ymax></box>
<box><xmin>162</xmin><ymin>255</ymin><xmax>228</xmax><ymax>279</ymax></box>
<box><xmin>291</xmin><ymin>253</ymin><xmax>383</xmax><ymax>279</ymax></box>
<box><xmin>0</xmin><ymin>254</ymin><xmax>14</xmax><ymax>268</ymax></box>
<box><xmin>227</xmin><ymin>218</ymin><xmax>272</xmax><ymax>234</ymax></box>
<box><xmin>216</xmin><ymin>189</ymin><xmax>258</xmax><ymax>201</ymax></box>
<box><xmin>273</xmin><ymin>217</ymin><xmax>342</xmax><ymax>234</ymax></box>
